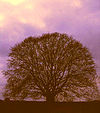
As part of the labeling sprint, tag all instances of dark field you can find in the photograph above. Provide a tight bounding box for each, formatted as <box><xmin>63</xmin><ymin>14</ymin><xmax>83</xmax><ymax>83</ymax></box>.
<box><xmin>0</xmin><ymin>100</ymin><xmax>100</xmax><ymax>113</ymax></box>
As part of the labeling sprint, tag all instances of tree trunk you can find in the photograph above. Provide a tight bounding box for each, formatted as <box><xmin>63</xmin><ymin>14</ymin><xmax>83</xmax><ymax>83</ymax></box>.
<box><xmin>46</xmin><ymin>95</ymin><xmax>55</xmax><ymax>103</ymax></box>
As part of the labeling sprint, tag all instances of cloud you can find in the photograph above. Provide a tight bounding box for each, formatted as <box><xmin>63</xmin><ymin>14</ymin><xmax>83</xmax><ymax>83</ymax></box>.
<box><xmin>0</xmin><ymin>0</ymin><xmax>99</xmax><ymax>34</ymax></box>
<box><xmin>1</xmin><ymin>0</ymin><xmax>25</xmax><ymax>5</ymax></box>
<box><xmin>0</xmin><ymin>14</ymin><xmax>5</xmax><ymax>28</ymax></box>
<box><xmin>0</xmin><ymin>0</ymin><xmax>51</xmax><ymax>31</ymax></box>
<box><xmin>82</xmin><ymin>0</ymin><xmax>100</xmax><ymax>12</ymax></box>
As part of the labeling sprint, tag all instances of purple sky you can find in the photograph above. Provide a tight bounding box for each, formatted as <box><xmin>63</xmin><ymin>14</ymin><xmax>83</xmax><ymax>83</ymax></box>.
<box><xmin>0</xmin><ymin>0</ymin><xmax>100</xmax><ymax>98</ymax></box>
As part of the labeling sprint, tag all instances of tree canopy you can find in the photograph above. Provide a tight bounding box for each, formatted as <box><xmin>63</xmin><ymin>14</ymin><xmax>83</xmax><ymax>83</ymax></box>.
<box><xmin>3</xmin><ymin>32</ymin><xmax>98</xmax><ymax>102</ymax></box>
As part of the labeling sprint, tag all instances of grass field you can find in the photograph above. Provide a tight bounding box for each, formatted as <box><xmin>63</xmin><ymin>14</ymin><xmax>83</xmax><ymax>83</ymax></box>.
<box><xmin>0</xmin><ymin>100</ymin><xmax>100</xmax><ymax>113</ymax></box>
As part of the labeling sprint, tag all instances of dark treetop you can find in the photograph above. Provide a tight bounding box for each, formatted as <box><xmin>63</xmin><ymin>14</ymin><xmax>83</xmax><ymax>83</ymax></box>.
<box><xmin>3</xmin><ymin>32</ymin><xmax>99</xmax><ymax>102</ymax></box>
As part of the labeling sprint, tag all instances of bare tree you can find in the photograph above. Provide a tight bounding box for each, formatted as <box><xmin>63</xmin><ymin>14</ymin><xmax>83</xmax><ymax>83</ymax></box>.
<box><xmin>3</xmin><ymin>32</ymin><xmax>98</xmax><ymax>102</ymax></box>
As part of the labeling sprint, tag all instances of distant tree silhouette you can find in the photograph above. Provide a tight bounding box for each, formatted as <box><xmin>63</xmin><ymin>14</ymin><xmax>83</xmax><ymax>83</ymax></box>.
<box><xmin>4</xmin><ymin>97</ymin><xmax>10</xmax><ymax>101</ymax></box>
<box><xmin>3</xmin><ymin>32</ymin><xmax>98</xmax><ymax>102</ymax></box>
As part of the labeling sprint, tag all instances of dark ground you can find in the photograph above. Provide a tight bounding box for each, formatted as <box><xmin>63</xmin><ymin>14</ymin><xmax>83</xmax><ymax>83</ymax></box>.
<box><xmin>0</xmin><ymin>100</ymin><xmax>100</xmax><ymax>113</ymax></box>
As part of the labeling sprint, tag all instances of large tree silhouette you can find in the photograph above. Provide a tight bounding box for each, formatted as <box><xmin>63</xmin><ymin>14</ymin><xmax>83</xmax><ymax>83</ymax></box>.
<box><xmin>3</xmin><ymin>33</ymin><xmax>98</xmax><ymax>102</ymax></box>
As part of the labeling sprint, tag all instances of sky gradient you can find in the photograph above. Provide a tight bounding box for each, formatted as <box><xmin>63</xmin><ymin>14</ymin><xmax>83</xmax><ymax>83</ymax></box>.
<box><xmin>0</xmin><ymin>0</ymin><xmax>100</xmax><ymax>99</ymax></box>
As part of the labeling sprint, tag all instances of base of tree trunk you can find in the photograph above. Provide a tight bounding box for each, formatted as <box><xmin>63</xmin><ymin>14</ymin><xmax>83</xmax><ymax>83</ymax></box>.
<box><xmin>46</xmin><ymin>96</ymin><xmax>55</xmax><ymax>103</ymax></box>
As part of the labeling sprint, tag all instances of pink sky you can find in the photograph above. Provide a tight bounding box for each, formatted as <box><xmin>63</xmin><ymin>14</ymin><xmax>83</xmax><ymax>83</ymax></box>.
<box><xmin>0</xmin><ymin>0</ymin><xmax>100</xmax><ymax>99</ymax></box>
